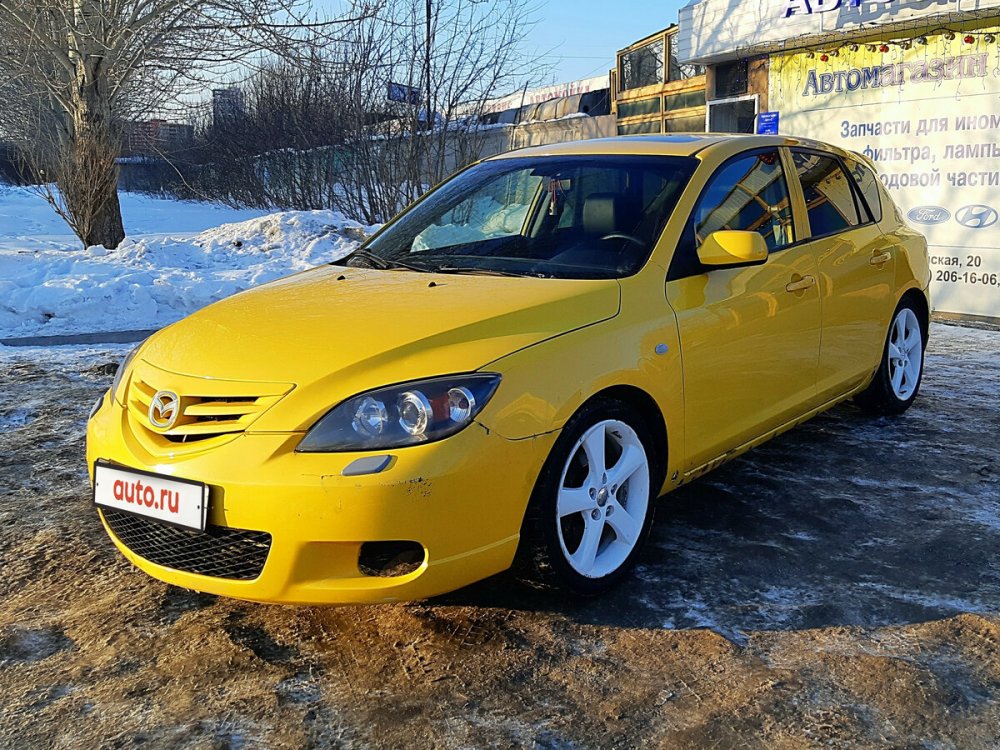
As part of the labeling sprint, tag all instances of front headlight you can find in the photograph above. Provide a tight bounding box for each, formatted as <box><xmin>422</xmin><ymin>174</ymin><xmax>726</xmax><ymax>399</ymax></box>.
<box><xmin>297</xmin><ymin>374</ymin><xmax>501</xmax><ymax>452</ymax></box>
<box><xmin>88</xmin><ymin>391</ymin><xmax>107</xmax><ymax>421</ymax></box>
<box><xmin>111</xmin><ymin>345</ymin><xmax>140</xmax><ymax>403</ymax></box>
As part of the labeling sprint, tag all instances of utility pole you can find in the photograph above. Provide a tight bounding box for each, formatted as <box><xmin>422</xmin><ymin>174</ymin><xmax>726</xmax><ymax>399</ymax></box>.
<box><xmin>424</xmin><ymin>0</ymin><xmax>432</xmax><ymax>131</ymax></box>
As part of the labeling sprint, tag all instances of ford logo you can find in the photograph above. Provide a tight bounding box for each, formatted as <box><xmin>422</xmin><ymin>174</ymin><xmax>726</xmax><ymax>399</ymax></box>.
<box><xmin>955</xmin><ymin>205</ymin><xmax>999</xmax><ymax>229</ymax></box>
<box><xmin>907</xmin><ymin>206</ymin><xmax>951</xmax><ymax>225</ymax></box>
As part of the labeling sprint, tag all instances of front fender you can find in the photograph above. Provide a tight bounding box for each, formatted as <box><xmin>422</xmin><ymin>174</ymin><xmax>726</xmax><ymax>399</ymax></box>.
<box><xmin>474</xmin><ymin>291</ymin><xmax>685</xmax><ymax>492</ymax></box>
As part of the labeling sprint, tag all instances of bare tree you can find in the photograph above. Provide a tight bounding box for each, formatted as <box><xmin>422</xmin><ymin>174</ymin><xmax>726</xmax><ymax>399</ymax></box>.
<box><xmin>0</xmin><ymin>0</ymin><xmax>370</xmax><ymax>248</ymax></box>
<box><xmin>153</xmin><ymin>0</ymin><xmax>535</xmax><ymax>225</ymax></box>
<box><xmin>328</xmin><ymin>0</ymin><xmax>537</xmax><ymax>224</ymax></box>
<box><xmin>187</xmin><ymin>57</ymin><xmax>352</xmax><ymax>210</ymax></box>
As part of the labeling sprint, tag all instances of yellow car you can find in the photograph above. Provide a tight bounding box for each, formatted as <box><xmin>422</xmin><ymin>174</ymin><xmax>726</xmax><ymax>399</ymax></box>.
<box><xmin>86</xmin><ymin>135</ymin><xmax>930</xmax><ymax>603</ymax></box>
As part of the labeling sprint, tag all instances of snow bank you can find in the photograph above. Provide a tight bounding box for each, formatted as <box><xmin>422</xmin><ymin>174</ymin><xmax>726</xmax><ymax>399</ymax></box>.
<box><xmin>0</xmin><ymin>188</ymin><xmax>376</xmax><ymax>339</ymax></box>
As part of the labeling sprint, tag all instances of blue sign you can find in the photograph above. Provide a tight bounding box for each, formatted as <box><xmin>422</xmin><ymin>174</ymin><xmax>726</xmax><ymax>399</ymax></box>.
<box><xmin>387</xmin><ymin>82</ymin><xmax>421</xmax><ymax>106</ymax></box>
<box><xmin>757</xmin><ymin>111</ymin><xmax>780</xmax><ymax>135</ymax></box>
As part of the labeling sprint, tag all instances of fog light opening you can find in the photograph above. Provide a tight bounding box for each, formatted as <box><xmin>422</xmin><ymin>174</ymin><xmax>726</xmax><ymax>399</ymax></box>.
<box><xmin>358</xmin><ymin>541</ymin><xmax>425</xmax><ymax>578</ymax></box>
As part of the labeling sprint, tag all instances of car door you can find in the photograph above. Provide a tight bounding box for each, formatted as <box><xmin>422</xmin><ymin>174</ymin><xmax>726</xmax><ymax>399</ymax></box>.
<box><xmin>666</xmin><ymin>148</ymin><xmax>822</xmax><ymax>473</ymax></box>
<box><xmin>788</xmin><ymin>151</ymin><xmax>896</xmax><ymax>402</ymax></box>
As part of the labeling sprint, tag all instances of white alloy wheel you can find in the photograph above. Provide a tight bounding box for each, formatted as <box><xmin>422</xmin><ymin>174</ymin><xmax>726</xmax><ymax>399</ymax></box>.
<box><xmin>555</xmin><ymin>419</ymin><xmax>650</xmax><ymax>579</ymax></box>
<box><xmin>887</xmin><ymin>307</ymin><xmax>923</xmax><ymax>401</ymax></box>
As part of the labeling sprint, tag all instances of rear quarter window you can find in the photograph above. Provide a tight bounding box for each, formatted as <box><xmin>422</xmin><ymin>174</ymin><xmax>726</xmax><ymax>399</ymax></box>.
<box><xmin>844</xmin><ymin>156</ymin><xmax>883</xmax><ymax>223</ymax></box>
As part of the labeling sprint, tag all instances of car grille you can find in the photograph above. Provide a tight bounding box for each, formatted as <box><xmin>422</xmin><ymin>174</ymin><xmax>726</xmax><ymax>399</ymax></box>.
<box><xmin>123</xmin><ymin>362</ymin><xmax>293</xmax><ymax>455</ymax></box>
<box><xmin>129</xmin><ymin>375</ymin><xmax>282</xmax><ymax>443</ymax></box>
<box><xmin>101</xmin><ymin>508</ymin><xmax>272</xmax><ymax>581</ymax></box>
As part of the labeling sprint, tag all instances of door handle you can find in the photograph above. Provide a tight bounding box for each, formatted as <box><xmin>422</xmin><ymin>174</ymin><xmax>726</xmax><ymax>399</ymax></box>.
<box><xmin>870</xmin><ymin>251</ymin><xmax>892</xmax><ymax>266</ymax></box>
<box><xmin>785</xmin><ymin>275</ymin><xmax>816</xmax><ymax>293</ymax></box>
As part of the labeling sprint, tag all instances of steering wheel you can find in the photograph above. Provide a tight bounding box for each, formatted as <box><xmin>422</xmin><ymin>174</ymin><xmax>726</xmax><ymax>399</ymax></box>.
<box><xmin>601</xmin><ymin>233</ymin><xmax>646</xmax><ymax>248</ymax></box>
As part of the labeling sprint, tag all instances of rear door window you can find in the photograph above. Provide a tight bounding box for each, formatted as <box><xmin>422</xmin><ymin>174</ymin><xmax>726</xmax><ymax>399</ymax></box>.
<box><xmin>792</xmin><ymin>152</ymin><xmax>862</xmax><ymax>237</ymax></box>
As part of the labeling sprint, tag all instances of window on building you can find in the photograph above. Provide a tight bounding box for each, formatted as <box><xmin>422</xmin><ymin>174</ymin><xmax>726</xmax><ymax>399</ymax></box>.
<box><xmin>843</xmin><ymin>155</ymin><xmax>883</xmax><ymax>223</ymax></box>
<box><xmin>618</xmin><ymin>98</ymin><xmax>662</xmax><ymax>119</ymax></box>
<box><xmin>617</xmin><ymin>121</ymin><xmax>662</xmax><ymax>135</ymax></box>
<box><xmin>670</xmin><ymin>57</ymin><xmax>706</xmax><ymax>81</ymax></box>
<box><xmin>707</xmin><ymin>98</ymin><xmax>756</xmax><ymax>133</ymax></box>
<box><xmin>664</xmin><ymin>89</ymin><xmax>706</xmax><ymax>111</ymax></box>
<box><xmin>792</xmin><ymin>152</ymin><xmax>861</xmax><ymax>237</ymax></box>
<box><xmin>620</xmin><ymin>39</ymin><xmax>665</xmax><ymax>91</ymax></box>
<box><xmin>665</xmin><ymin>114</ymin><xmax>707</xmax><ymax>133</ymax></box>
<box><xmin>714</xmin><ymin>59</ymin><xmax>749</xmax><ymax>98</ymax></box>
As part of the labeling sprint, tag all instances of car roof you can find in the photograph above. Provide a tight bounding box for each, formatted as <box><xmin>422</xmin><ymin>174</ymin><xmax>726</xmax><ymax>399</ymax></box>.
<box><xmin>486</xmin><ymin>134</ymin><xmax>851</xmax><ymax>161</ymax></box>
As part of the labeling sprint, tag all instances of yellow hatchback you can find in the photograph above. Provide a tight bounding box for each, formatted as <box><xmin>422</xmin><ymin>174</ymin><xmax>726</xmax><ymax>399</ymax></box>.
<box><xmin>86</xmin><ymin>135</ymin><xmax>931</xmax><ymax>603</ymax></box>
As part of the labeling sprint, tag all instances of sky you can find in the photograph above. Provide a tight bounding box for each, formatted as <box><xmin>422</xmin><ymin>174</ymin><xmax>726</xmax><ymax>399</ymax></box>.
<box><xmin>526</xmin><ymin>0</ymin><xmax>689</xmax><ymax>85</ymax></box>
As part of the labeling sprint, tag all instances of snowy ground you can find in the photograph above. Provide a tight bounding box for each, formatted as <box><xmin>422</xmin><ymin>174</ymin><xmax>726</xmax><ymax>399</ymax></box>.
<box><xmin>0</xmin><ymin>187</ymin><xmax>374</xmax><ymax>340</ymax></box>
<box><xmin>0</xmin><ymin>323</ymin><xmax>998</xmax><ymax>748</ymax></box>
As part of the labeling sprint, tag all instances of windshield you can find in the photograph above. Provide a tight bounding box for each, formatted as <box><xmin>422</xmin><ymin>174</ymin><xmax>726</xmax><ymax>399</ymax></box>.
<box><xmin>343</xmin><ymin>155</ymin><xmax>697</xmax><ymax>279</ymax></box>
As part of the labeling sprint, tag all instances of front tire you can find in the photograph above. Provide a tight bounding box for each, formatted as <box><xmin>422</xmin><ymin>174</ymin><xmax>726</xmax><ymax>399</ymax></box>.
<box><xmin>856</xmin><ymin>298</ymin><xmax>926</xmax><ymax>415</ymax></box>
<box><xmin>518</xmin><ymin>399</ymin><xmax>657</xmax><ymax>596</ymax></box>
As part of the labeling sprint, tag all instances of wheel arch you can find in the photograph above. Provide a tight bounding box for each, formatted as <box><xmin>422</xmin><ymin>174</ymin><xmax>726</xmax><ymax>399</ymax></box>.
<box><xmin>513</xmin><ymin>382</ymin><xmax>668</xmax><ymax>591</ymax></box>
<box><xmin>898</xmin><ymin>286</ymin><xmax>930</xmax><ymax>343</ymax></box>
<box><xmin>577</xmin><ymin>384</ymin><xmax>669</xmax><ymax>491</ymax></box>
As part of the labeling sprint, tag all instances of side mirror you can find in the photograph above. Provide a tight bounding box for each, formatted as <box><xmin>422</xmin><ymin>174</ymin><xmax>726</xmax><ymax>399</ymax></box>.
<box><xmin>697</xmin><ymin>231</ymin><xmax>769</xmax><ymax>268</ymax></box>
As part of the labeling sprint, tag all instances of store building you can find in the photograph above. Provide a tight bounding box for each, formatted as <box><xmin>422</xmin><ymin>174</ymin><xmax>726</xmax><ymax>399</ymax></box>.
<box><xmin>124</xmin><ymin>119</ymin><xmax>194</xmax><ymax>156</ymax></box>
<box><xmin>676</xmin><ymin>0</ymin><xmax>1000</xmax><ymax>320</ymax></box>
<box><xmin>611</xmin><ymin>26</ymin><xmax>708</xmax><ymax>135</ymax></box>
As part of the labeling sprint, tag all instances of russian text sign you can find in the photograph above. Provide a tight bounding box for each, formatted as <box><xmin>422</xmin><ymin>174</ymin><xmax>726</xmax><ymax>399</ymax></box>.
<box><xmin>770</xmin><ymin>33</ymin><xmax>1000</xmax><ymax>318</ymax></box>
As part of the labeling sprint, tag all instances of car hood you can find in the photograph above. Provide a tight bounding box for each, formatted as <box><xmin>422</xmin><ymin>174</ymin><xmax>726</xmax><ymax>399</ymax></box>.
<box><xmin>137</xmin><ymin>265</ymin><xmax>620</xmax><ymax>431</ymax></box>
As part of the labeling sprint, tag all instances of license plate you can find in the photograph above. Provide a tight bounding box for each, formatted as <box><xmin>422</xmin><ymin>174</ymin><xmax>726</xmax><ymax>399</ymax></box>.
<box><xmin>93</xmin><ymin>461</ymin><xmax>208</xmax><ymax>531</ymax></box>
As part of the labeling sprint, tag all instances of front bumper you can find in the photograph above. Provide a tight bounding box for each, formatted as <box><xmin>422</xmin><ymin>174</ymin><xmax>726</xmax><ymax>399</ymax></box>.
<box><xmin>86</xmin><ymin>393</ymin><xmax>556</xmax><ymax>604</ymax></box>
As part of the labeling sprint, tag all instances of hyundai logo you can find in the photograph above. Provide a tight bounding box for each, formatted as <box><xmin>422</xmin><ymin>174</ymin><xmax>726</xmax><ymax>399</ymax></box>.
<box><xmin>907</xmin><ymin>206</ymin><xmax>951</xmax><ymax>226</ymax></box>
<box><xmin>955</xmin><ymin>205</ymin><xmax>999</xmax><ymax>229</ymax></box>
<box><xmin>148</xmin><ymin>390</ymin><xmax>180</xmax><ymax>430</ymax></box>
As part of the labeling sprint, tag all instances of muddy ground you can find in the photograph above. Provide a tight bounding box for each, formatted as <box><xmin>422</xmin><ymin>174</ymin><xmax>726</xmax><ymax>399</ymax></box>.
<box><xmin>0</xmin><ymin>322</ymin><xmax>998</xmax><ymax>749</ymax></box>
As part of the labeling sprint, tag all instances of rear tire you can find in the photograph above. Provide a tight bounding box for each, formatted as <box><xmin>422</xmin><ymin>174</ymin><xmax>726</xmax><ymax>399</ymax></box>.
<box><xmin>517</xmin><ymin>399</ymin><xmax>658</xmax><ymax>596</ymax></box>
<box><xmin>855</xmin><ymin>297</ymin><xmax>926</xmax><ymax>415</ymax></box>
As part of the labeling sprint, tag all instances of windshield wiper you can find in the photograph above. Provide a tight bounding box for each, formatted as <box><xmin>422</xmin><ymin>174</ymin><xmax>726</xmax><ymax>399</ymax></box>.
<box><xmin>433</xmin><ymin>265</ymin><xmax>543</xmax><ymax>279</ymax></box>
<box><xmin>343</xmin><ymin>251</ymin><xmax>543</xmax><ymax>278</ymax></box>
<box><xmin>343</xmin><ymin>250</ymin><xmax>429</xmax><ymax>273</ymax></box>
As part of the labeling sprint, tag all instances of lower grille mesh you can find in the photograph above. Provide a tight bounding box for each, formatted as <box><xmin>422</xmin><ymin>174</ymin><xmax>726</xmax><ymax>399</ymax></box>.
<box><xmin>101</xmin><ymin>508</ymin><xmax>271</xmax><ymax>581</ymax></box>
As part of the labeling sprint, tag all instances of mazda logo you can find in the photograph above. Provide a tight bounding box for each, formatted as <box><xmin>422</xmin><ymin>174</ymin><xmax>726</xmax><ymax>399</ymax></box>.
<box><xmin>956</xmin><ymin>205</ymin><xmax>999</xmax><ymax>229</ymax></box>
<box><xmin>148</xmin><ymin>390</ymin><xmax>180</xmax><ymax>430</ymax></box>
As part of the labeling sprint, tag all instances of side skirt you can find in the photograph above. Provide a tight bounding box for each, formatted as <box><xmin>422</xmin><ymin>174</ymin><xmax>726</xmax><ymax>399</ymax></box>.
<box><xmin>676</xmin><ymin>381</ymin><xmax>871</xmax><ymax>487</ymax></box>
